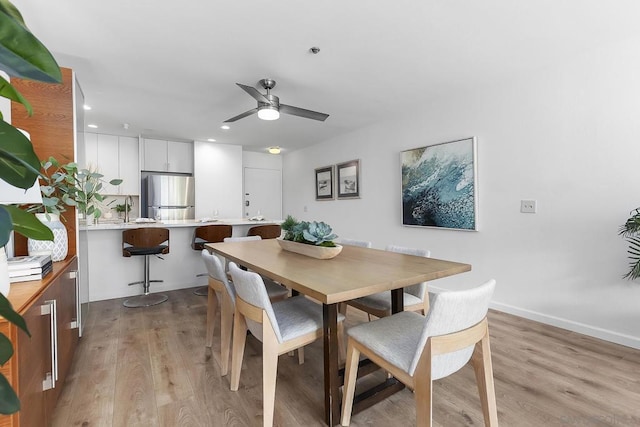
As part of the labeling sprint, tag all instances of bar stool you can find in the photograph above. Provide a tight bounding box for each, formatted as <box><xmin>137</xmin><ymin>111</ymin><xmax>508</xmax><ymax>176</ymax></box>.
<box><xmin>122</xmin><ymin>227</ymin><xmax>170</xmax><ymax>308</ymax></box>
<box><xmin>247</xmin><ymin>224</ymin><xmax>281</xmax><ymax>239</ymax></box>
<box><xmin>192</xmin><ymin>224</ymin><xmax>233</xmax><ymax>296</ymax></box>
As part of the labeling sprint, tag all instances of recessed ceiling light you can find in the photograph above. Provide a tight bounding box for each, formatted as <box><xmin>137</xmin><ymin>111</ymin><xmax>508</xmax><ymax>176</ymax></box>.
<box><xmin>87</xmin><ymin>124</ymin><xmax>98</xmax><ymax>128</ymax></box>
<box><xmin>207</xmin><ymin>138</ymin><xmax>216</xmax><ymax>142</ymax></box>
<box><xmin>220</xmin><ymin>125</ymin><xmax>230</xmax><ymax>130</ymax></box>
<box><xmin>83</xmin><ymin>104</ymin><xmax>92</xmax><ymax>110</ymax></box>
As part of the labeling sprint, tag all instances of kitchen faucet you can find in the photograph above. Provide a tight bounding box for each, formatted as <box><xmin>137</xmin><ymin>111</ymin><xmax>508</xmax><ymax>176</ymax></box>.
<box><xmin>124</xmin><ymin>195</ymin><xmax>133</xmax><ymax>223</ymax></box>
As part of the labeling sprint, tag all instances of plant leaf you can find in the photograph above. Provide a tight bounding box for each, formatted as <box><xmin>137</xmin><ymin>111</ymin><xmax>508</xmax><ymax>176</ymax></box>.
<box><xmin>0</xmin><ymin>120</ymin><xmax>41</xmax><ymax>188</ymax></box>
<box><xmin>0</xmin><ymin>334</ymin><xmax>12</xmax><ymax>365</ymax></box>
<box><xmin>0</xmin><ymin>374</ymin><xmax>19</xmax><ymax>414</ymax></box>
<box><xmin>0</xmin><ymin>4</ymin><xmax>61</xmax><ymax>83</ymax></box>
<box><xmin>0</xmin><ymin>75</ymin><xmax>31</xmax><ymax>115</ymax></box>
<box><xmin>0</xmin><ymin>206</ymin><xmax>10</xmax><ymax>246</ymax></box>
<box><xmin>4</xmin><ymin>205</ymin><xmax>53</xmax><ymax>241</ymax></box>
<box><xmin>0</xmin><ymin>293</ymin><xmax>29</xmax><ymax>337</ymax></box>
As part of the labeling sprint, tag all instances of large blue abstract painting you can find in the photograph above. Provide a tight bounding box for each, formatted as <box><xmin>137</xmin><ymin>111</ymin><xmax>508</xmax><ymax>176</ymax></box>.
<box><xmin>401</xmin><ymin>137</ymin><xmax>477</xmax><ymax>230</ymax></box>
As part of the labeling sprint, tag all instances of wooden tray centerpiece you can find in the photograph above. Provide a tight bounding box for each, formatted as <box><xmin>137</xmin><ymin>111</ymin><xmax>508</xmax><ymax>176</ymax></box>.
<box><xmin>276</xmin><ymin>238</ymin><xmax>342</xmax><ymax>259</ymax></box>
<box><xmin>278</xmin><ymin>216</ymin><xmax>342</xmax><ymax>259</ymax></box>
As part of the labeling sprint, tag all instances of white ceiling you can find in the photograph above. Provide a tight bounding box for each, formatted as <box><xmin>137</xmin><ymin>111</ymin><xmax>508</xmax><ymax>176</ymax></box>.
<box><xmin>11</xmin><ymin>0</ymin><xmax>640</xmax><ymax>153</ymax></box>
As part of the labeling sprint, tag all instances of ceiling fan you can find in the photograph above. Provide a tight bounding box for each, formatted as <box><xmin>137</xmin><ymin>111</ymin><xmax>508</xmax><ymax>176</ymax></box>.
<box><xmin>224</xmin><ymin>79</ymin><xmax>329</xmax><ymax>123</ymax></box>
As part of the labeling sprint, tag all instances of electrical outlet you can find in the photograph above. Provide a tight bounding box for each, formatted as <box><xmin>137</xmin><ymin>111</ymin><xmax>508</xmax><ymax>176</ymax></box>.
<box><xmin>520</xmin><ymin>200</ymin><xmax>537</xmax><ymax>213</ymax></box>
<box><xmin>303</xmin><ymin>205</ymin><xmax>308</xmax><ymax>212</ymax></box>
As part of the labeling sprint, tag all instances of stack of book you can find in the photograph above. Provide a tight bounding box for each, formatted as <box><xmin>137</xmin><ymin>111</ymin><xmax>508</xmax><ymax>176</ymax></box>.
<box><xmin>7</xmin><ymin>255</ymin><xmax>53</xmax><ymax>283</ymax></box>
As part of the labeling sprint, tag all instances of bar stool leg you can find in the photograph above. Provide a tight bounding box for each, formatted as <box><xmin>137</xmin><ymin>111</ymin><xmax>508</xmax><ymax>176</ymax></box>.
<box><xmin>123</xmin><ymin>255</ymin><xmax>169</xmax><ymax>308</ymax></box>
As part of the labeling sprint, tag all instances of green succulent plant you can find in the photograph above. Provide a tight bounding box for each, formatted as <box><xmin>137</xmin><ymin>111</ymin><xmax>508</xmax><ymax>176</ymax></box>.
<box><xmin>303</xmin><ymin>222</ymin><xmax>338</xmax><ymax>246</ymax></box>
<box><xmin>281</xmin><ymin>215</ymin><xmax>338</xmax><ymax>247</ymax></box>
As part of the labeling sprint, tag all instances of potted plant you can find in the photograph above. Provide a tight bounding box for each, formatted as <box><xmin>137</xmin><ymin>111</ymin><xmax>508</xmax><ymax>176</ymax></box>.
<box><xmin>115</xmin><ymin>202</ymin><xmax>131</xmax><ymax>219</ymax></box>
<box><xmin>619</xmin><ymin>207</ymin><xmax>640</xmax><ymax>279</ymax></box>
<box><xmin>25</xmin><ymin>158</ymin><xmax>122</xmax><ymax>257</ymax></box>
<box><xmin>71</xmin><ymin>166</ymin><xmax>122</xmax><ymax>223</ymax></box>
<box><xmin>25</xmin><ymin>157</ymin><xmax>77</xmax><ymax>260</ymax></box>
<box><xmin>278</xmin><ymin>215</ymin><xmax>342</xmax><ymax>259</ymax></box>
<box><xmin>0</xmin><ymin>0</ymin><xmax>62</xmax><ymax>414</ymax></box>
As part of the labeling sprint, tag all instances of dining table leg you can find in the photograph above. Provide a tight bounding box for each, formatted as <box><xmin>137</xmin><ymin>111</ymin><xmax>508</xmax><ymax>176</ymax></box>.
<box><xmin>322</xmin><ymin>303</ymin><xmax>340</xmax><ymax>426</ymax></box>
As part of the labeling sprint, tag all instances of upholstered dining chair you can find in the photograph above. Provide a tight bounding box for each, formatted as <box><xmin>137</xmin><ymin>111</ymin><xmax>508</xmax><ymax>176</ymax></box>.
<box><xmin>341</xmin><ymin>279</ymin><xmax>498</xmax><ymax>427</ymax></box>
<box><xmin>247</xmin><ymin>224</ymin><xmax>282</xmax><ymax>239</ymax></box>
<box><xmin>344</xmin><ymin>245</ymin><xmax>431</xmax><ymax>319</ymax></box>
<box><xmin>222</xmin><ymin>236</ymin><xmax>288</xmax><ymax>299</ymax></box>
<box><xmin>338</xmin><ymin>238</ymin><xmax>372</xmax><ymax>248</ymax></box>
<box><xmin>201</xmin><ymin>250</ymin><xmax>290</xmax><ymax>375</ymax></box>
<box><xmin>192</xmin><ymin>224</ymin><xmax>233</xmax><ymax>296</ymax></box>
<box><xmin>228</xmin><ymin>262</ymin><xmax>346</xmax><ymax>427</ymax></box>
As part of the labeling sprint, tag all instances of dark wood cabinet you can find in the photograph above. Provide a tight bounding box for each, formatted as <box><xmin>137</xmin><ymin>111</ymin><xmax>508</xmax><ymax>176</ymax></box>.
<box><xmin>0</xmin><ymin>257</ymin><xmax>79</xmax><ymax>427</ymax></box>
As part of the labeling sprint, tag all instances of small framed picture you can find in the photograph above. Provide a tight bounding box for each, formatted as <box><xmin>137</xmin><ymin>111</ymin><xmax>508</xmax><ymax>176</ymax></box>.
<box><xmin>337</xmin><ymin>159</ymin><xmax>360</xmax><ymax>199</ymax></box>
<box><xmin>315</xmin><ymin>165</ymin><xmax>334</xmax><ymax>200</ymax></box>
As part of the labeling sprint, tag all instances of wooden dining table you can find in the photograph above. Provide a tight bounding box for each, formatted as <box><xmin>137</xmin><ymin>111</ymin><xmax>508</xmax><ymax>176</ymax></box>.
<box><xmin>206</xmin><ymin>239</ymin><xmax>471</xmax><ymax>426</ymax></box>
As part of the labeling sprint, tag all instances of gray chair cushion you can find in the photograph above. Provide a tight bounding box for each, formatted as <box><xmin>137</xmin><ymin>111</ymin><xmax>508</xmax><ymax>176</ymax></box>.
<box><xmin>347</xmin><ymin>280</ymin><xmax>496</xmax><ymax>380</ymax></box>
<box><xmin>264</xmin><ymin>279</ymin><xmax>289</xmax><ymax>299</ymax></box>
<box><xmin>347</xmin><ymin>311</ymin><xmax>423</xmax><ymax>373</ymax></box>
<box><xmin>230</xmin><ymin>262</ymin><xmax>344</xmax><ymax>344</ymax></box>
<box><xmin>352</xmin><ymin>291</ymin><xmax>423</xmax><ymax>311</ymax></box>
<box><xmin>273</xmin><ymin>296</ymin><xmax>345</xmax><ymax>342</ymax></box>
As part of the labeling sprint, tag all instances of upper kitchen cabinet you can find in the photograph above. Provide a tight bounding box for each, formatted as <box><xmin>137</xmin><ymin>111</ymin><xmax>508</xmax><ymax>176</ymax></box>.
<box><xmin>85</xmin><ymin>133</ymin><xmax>140</xmax><ymax>195</ymax></box>
<box><xmin>142</xmin><ymin>138</ymin><xmax>193</xmax><ymax>174</ymax></box>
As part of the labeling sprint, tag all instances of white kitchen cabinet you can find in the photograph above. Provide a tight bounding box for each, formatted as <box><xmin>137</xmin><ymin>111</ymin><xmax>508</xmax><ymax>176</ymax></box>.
<box><xmin>143</xmin><ymin>138</ymin><xmax>193</xmax><ymax>173</ymax></box>
<box><xmin>167</xmin><ymin>140</ymin><xmax>193</xmax><ymax>173</ymax></box>
<box><xmin>84</xmin><ymin>132</ymin><xmax>98</xmax><ymax>168</ymax></box>
<box><xmin>84</xmin><ymin>133</ymin><xmax>140</xmax><ymax>195</ymax></box>
<box><xmin>118</xmin><ymin>136</ymin><xmax>139</xmax><ymax>195</ymax></box>
<box><xmin>97</xmin><ymin>134</ymin><xmax>119</xmax><ymax>194</ymax></box>
<box><xmin>143</xmin><ymin>138</ymin><xmax>168</xmax><ymax>172</ymax></box>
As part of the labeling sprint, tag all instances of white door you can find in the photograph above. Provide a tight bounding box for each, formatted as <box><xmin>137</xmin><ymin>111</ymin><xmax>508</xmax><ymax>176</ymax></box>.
<box><xmin>244</xmin><ymin>167</ymin><xmax>282</xmax><ymax>220</ymax></box>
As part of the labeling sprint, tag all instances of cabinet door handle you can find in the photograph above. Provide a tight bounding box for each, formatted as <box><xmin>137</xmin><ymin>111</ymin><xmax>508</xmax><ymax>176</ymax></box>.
<box><xmin>70</xmin><ymin>270</ymin><xmax>79</xmax><ymax>330</ymax></box>
<box><xmin>41</xmin><ymin>300</ymin><xmax>58</xmax><ymax>390</ymax></box>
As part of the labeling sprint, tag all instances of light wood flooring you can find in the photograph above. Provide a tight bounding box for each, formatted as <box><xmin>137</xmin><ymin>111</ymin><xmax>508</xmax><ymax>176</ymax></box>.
<box><xmin>52</xmin><ymin>288</ymin><xmax>640</xmax><ymax>426</ymax></box>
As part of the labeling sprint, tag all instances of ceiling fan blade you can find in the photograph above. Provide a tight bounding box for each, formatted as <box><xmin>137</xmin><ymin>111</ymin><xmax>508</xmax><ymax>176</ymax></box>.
<box><xmin>236</xmin><ymin>83</ymin><xmax>271</xmax><ymax>104</ymax></box>
<box><xmin>280</xmin><ymin>104</ymin><xmax>329</xmax><ymax>122</ymax></box>
<box><xmin>224</xmin><ymin>108</ymin><xmax>258</xmax><ymax>123</ymax></box>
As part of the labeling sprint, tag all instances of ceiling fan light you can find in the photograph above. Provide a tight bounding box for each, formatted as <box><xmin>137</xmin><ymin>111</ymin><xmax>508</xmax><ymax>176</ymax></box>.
<box><xmin>258</xmin><ymin>106</ymin><xmax>280</xmax><ymax>121</ymax></box>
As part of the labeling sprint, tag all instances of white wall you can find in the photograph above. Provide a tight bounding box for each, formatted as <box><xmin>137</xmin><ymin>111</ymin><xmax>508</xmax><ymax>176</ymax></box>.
<box><xmin>243</xmin><ymin>151</ymin><xmax>283</xmax><ymax>170</ymax></box>
<box><xmin>283</xmin><ymin>36</ymin><xmax>640</xmax><ymax>349</ymax></box>
<box><xmin>194</xmin><ymin>142</ymin><xmax>243</xmax><ymax>218</ymax></box>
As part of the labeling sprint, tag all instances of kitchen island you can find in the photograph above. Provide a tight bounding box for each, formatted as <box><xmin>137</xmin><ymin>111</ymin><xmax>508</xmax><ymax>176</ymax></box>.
<box><xmin>81</xmin><ymin>219</ymin><xmax>280</xmax><ymax>302</ymax></box>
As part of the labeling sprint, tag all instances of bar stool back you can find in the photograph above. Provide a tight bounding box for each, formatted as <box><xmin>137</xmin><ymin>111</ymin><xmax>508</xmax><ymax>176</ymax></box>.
<box><xmin>192</xmin><ymin>224</ymin><xmax>233</xmax><ymax>295</ymax></box>
<box><xmin>122</xmin><ymin>227</ymin><xmax>170</xmax><ymax>308</ymax></box>
<box><xmin>247</xmin><ymin>224</ymin><xmax>281</xmax><ymax>239</ymax></box>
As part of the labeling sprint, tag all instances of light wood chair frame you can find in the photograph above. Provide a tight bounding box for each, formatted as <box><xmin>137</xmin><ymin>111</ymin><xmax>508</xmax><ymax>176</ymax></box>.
<box><xmin>204</xmin><ymin>255</ymin><xmax>289</xmax><ymax>376</ymax></box>
<box><xmin>230</xmin><ymin>296</ymin><xmax>343</xmax><ymax>427</ymax></box>
<box><xmin>341</xmin><ymin>317</ymin><xmax>498</xmax><ymax>427</ymax></box>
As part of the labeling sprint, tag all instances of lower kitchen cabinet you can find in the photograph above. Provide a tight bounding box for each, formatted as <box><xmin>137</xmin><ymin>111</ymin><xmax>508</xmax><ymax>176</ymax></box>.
<box><xmin>0</xmin><ymin>257</ymin><xmax>79</xmax><ymax>427</ymax></box>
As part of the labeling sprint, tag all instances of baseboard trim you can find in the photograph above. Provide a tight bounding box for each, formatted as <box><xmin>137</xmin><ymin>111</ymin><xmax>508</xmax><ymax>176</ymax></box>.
<box><xmin>429</xmin><ymin>285</ymin><xmax>640</xmax><ymax>350</ymax></box>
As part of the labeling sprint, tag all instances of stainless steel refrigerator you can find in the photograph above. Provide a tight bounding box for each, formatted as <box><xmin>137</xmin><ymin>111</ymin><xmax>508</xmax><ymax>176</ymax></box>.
<box><xmin>145</xmin><ymin>174</ymin><xmax>195</xmax><ymax>220</ymax></box>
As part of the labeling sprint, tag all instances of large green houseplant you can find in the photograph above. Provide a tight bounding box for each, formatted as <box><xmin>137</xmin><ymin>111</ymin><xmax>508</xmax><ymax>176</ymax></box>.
<box><xmin>0</xmin><ymin>0</ymin><xmax>62</xmax><ymax>414</ymax></box>
<box><xmin>620</xmin><ymin>208</ymin><xmax>640</xmax><ymax>280</ymax></box>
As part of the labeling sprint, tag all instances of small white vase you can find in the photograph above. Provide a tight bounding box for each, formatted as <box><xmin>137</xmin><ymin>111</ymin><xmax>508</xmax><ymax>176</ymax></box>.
<box><xmin>28</xmin><ymin>213</ymin><xmax>68</xmax><ymax>262</ymax></box>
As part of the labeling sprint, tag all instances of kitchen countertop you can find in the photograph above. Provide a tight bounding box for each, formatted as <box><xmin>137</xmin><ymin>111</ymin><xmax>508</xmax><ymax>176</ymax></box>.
<box><xmin>81</xmin><ymin>218</ymin><xmax>281</xmax><ymax>231</ymax></box>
